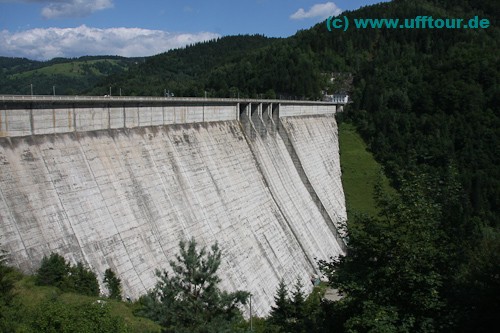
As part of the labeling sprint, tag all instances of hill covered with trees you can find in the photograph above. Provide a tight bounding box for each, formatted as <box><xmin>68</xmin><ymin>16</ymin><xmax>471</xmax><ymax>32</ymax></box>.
<box><xmin>0</xmin><ymin>56</ymin><xmax>141</xmax><ymax>95</ymax></box>
<box><xmin>88</xmin><ymin>34</ymin><xmax>280</xmax><ymax>97</ymax></box>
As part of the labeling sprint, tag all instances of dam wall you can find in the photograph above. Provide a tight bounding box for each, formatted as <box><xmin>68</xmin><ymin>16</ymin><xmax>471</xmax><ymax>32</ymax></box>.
<box><xmin>0</xmin><ymin>97</ymin><xmax>346</xmax><ymax>316</ymax></box>
<box><xmin>280</xmin><ymin>116</ymin><xmax>347</xmax><ymax>238</ymax></box>
<box><xmin>0</xmin><ymin>96</ymin><xmax>338</xmax><ymax>138</ymax></box>
<box><xmin>0</xmin><ymin>97</ymin><xmax>238</xmax><ymax>137</ymax></box>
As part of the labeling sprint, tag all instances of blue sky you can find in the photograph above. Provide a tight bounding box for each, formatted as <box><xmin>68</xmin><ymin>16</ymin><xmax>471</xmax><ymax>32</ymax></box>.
<box><xmin>0</xmin><ymin>1</ymin><xmax>387</xmax><ymax>60</ymax></box>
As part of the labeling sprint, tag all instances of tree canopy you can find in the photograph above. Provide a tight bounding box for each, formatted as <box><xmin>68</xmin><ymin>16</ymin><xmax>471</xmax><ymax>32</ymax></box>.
<box><xmin>137</xmin><ymin>238</ymin><xmax>249</xmax><ymax>333</ymax></box>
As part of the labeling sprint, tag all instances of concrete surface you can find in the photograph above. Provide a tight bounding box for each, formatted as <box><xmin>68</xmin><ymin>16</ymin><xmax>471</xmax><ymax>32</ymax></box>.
<box><xmin>0</xmin><ymin>108</ymin><xmax>346</xmax><ymax>316</ymax></box>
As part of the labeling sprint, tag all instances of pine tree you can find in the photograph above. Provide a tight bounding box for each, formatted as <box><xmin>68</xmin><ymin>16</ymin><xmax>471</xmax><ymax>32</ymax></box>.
<box><xmin>0</xmin><ymin>244</ymin><xmax>16</xmax><ymax>332</ymax></box>
<box><xmin>36</xmin><ymin>253</ymin><xmax>99</xmax><ymax>296</ymax></box>
<box><xmin>291</xmin><ymin>278</ymin><xmax>306</xmax><ymax>332</ymax></box>
<box><xmin>65</xmin><ymin>262</ymin><xmax>100</xmax><ymax>296</ymax></box>
<box><xmin>36</xmin><ymin>253</ymin><xmax>70</xmax><ymax>288</ymax></box>
<box><xmin>140</xmin><ymin>237</ymin><xmax>249</xmax><ymax>333</ymax></box>
<box><xmin>268</xmin><ymin>279</ymin><xmax>293</xmax><ymax>332</ymax></box>
<box><xmin>104</xmin><ymin>268</ymin><xmax>122</xmax><ymax>300</ymax></box>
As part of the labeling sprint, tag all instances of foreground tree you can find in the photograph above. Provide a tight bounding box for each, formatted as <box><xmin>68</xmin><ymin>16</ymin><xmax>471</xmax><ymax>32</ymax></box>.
<box><xmin>267</xmin><ymin>279</ymin><xmax>292</xmax><ymax>332</ymax></box>
<box><xmin>65</xmin><ymin>262</ymin><xmax>100</xmax><ymax>297</ymax></box>
<box><xmin>0</xmin><ymin>244</ymin><xmax>17</xmax><ymax>332</ymax></box>
<box><xmin>138</xmin><ymin>238</ymin><xmax>249</xmax><ymax>333</ymax></box>
<box><xmin>267</xmin><ymin>277</ymin><xmax>322</xmax><ymax>333</ymax></box>
<box><xmin>36</xmin><ymin>253</ymin><xmax>70</xmax><ymax>288</ymax></box>
<box><xmin>36</xmin><ymin>253</ymin><xmax>99</xmax><ymax>296</ymax></box>
<box><xmin>319</xmin><ymin>177</ymin><xmax>449</xmax><ymax>332</ymax></box>
<box><xmin>104</xmin><ymin>268</ymin><xmax>122</xmax><ymax>300</ymax></box>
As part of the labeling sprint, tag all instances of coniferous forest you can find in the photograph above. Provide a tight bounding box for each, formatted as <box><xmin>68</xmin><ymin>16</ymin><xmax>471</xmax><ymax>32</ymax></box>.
<box><xmin>1</xmin><ymin>0</ymin><xmax>499</xmax><ymax>332</ymax></box>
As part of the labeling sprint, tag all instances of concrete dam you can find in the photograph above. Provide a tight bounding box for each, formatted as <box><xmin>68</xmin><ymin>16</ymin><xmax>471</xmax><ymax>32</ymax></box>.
<box><xmin>0</xmin><ymin>96</ymin><xmax>347</xmax><ymax>316</ymax></box>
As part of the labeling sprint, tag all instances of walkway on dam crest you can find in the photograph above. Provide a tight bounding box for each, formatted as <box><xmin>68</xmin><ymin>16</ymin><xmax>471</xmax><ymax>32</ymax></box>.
<box><xmin>0</xmin><ymin>94</ymin><xmax>349</xmax><ymax>105</ymax></box>
<box><xmin>0</xmin><ymin>95</ymin><xmax>347</xmax><ymax>138</ymax></box>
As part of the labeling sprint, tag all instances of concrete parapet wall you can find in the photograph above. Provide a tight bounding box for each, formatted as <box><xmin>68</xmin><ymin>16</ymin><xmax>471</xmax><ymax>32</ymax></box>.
<box><xmin>0</xmin><ymin>103</ymin><xmax>238</xmax><ymax>137</ymax></box>
<box><xmin>279</xmin><ymin>104</ymin><xmax>336</xmax><ymax>117</ymax></box>
<box><xmin>0</xmin><ymin>108</ymin><xmax>32</xmax><ymax>137</ymax></box>
<box><xmin>1</xmin><ymin>96</ymin><xmax>341</xmax><ymax>138</ymax></box>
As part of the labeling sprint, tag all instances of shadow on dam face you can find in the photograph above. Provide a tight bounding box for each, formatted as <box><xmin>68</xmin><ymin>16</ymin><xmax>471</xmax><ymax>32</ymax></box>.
<box><xmin>0</xmin><ymin>115</ymin><xmax>346</xmax><ymax>316</ymax></box>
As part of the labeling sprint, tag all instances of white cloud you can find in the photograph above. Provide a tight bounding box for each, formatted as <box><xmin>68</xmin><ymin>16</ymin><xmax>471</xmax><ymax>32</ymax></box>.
<box><xmin>0</xmin><ymin>25</ymin><xmax>220</xmax><ymax>60</ymax></box>
<box><xmin>0</xmin><ymin>0</ymin><xmax>114</xmax><ymax>18</ymax></box>
<box><xmin>41</xmin><ymin>0</ymin><xmax>114</xmax><ymax>19</ymax></box>
<box><xmin>290</xmin><ymin>2</ymin><xmax>342</xmax><ymax>20</ymax></box>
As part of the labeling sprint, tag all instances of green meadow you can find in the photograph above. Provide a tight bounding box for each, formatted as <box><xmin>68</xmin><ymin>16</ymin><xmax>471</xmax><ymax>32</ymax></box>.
<box><xmin>338</xmin><ymin>122</ymin><xmax>393</xmax><ymax>219</ymax></box>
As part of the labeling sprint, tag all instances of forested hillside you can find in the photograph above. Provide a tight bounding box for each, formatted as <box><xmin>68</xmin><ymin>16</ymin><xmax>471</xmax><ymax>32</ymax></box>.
<box><xmin>0</xmin><ymin>56</ymin><xmax>140</xmax><ymax>95</ymax></box>
<box><xmin>307</xmin><ymin>0</ymin><xmax>499</xmax><ymax>331</ymax></box>
<box><xmin>88</xmin><ymin>35</ymin><xmax>279</xmax><ymax>97</ymax></box>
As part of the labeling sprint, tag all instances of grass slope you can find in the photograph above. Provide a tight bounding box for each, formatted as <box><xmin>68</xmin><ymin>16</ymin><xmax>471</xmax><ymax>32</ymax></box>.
<box><xmin>11</xmin><ymin>274</ymin><xmax>161</xmax><ymax>332</ymax></box>
<box><xmin>339</xmin><ymin>122</ymin><xmax>393</xmax><ymax>219</ymax></box>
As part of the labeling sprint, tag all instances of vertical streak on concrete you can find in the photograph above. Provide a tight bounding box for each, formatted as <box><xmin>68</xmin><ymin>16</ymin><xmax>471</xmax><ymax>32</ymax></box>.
<box><xmin>0</xmin><ymin>179</ymin><xmax>32</xmax><ymax>267</ymax></box>
<box><xmin>72</xmin><ymin>104</ymin><xmax>77</xmax><ymax>133</ymax></box>
<box><xmin>122</xmin><ymin>104</ymin><xmax>126</xmax><ymax>129</ymax></box>
<box><xmin>241</xmin><ymin>109</ymin><xmax>345</xmax><ymax>271</ymax></box>
<box><xmin>107</xmin><ymin>104</ymin><xmax>110</xmax><ymax>130</ymax></box>
<box><xmin>29</xmin><ymin>106</ymin><xmax>34</xmax><ymax>135</ymax></box>
<box><xmin>276</xmin><ymin>117</ymin><xmax>345</xmax><ymax>249</ymax></box>
<box><xmin>38</xmin><ymin>136</ymin><xmax>87</xmax><ymax>263</ymax></box>
<box><xmin>52</xmin><ymin>108</ymin><xmax>56</xmax><ymax>134</ymax></box>
<box><xmin>77</xmin><ymin>134</ymin><xmax>147</xmax><ymax>291</ymax></box>
<box><xmin>137</xmin><ymin>104</ymin><xmax>140</xmax><ymax>127</ymax></box>
<box><xmin>280</xmin><ymin>116</ymin><xmax>347</xmax><ymax>245</ymax></box>
<box><xmin>68</xmin><ymin>110</ymin><xmax>72</xmax><ymax>132</ymax></box>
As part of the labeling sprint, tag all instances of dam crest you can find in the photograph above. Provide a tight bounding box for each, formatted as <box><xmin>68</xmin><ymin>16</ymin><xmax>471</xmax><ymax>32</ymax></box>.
<box><xmin>0</xmin><ymin>96</ymin><xmax>347</xmax><ymax>316</ymax></box>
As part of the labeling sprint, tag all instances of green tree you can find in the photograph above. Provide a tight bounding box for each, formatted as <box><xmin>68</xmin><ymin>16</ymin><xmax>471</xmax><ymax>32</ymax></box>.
<box><xmin>36</xmin><ymin>253</ymin><xmax>99</xmax><ymax>296</ymax></box>
<box><xmin>268</xmin><ymin>279</ymin><xmax>292</xmax><ymax>332</ymax></box>
<box><xmin>319</xmin><ymin>176</ymin><xmax>448</xmax><ymax>332</ymax></box>
<box><xmin>36</xmin><ymin>253</ymin><xmax>70</xmax><ymax>288</ymax></box>
<box><xmin>290</xmin><ymin>278</ymin><xmax>307</xmax><ymax>333</ymax></box>
<box><xmin>0</xmin><ymin>244</ymin><xmax>17</xmax><ymax>332</ymax></box>
<box><xmin>65</xmin><ymin>262</ymin><xmax>100</xmax><ymax>297</ymax></box>
<box><xmin>104</xmin><ymin>268</ymin><xmax>122</xmax><ymax>300</ymax></box>
<box><xmin>139</xmin><ymin>238</ymin><xmax>249</xmax><ymax>333</ymax></box>
<box><xmin>267</xmin><ymin>278</ymin><xmax>324</xmax><ymax>333</ymax></box>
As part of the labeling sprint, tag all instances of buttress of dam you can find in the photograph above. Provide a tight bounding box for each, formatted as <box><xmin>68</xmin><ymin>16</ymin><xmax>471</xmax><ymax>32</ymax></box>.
<box><xmin>0</xmin><ymin>97</ymin><xmax>347</xmax><ymax>316</ymax></box>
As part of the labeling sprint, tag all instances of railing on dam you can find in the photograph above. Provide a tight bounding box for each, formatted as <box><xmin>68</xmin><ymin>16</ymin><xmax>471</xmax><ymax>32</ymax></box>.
<box><xmin>0</xmin><ymin>95</ymin><xmax>348</xmax><ymax>105</ymax></box>
<box><xmin>0</xmin><ymin>95</ymin><xmax>345</xmax><ymax>138</ymax></box>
